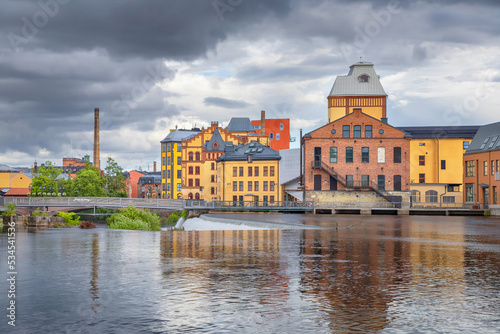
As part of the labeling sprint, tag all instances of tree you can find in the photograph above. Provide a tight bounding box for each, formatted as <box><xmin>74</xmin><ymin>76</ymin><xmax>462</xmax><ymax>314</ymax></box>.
<box><xmin>69</xmin><ymin>165</ymin><xmax>106</xmax><ymax>197</ymax></box>
<box><xmin>104</xmin><ymin>157</ymin><xmax>127</xmax><ymax>197</ymax></box>
<box><xmin>30</xmin><ymin>161</ymin><xmax>64</xmax><ymax>197</ymax></box>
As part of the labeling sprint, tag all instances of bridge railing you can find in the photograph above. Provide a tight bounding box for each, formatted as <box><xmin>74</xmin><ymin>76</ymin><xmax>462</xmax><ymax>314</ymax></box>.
<box><xmin>4</xmin><ymin>197</ymin><xmax>184</xmax><ymax>208</ymax></box>
<box><xmin>203</xmin><ymin>200</ymin><xmax>315</xmax><ymax>209</ymax></box>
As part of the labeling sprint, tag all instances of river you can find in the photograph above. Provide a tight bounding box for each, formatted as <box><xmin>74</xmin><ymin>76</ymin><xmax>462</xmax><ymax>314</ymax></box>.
<box><xmin>1</xmin><ymin>213</ymin><xmax>500</xmax><ymax>333</ymax></box>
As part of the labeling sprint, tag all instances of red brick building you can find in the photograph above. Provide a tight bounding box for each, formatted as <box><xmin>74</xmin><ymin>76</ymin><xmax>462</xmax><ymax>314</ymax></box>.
<box><xmin>303</xmin><ymin>109</ymin><xmax>410</xmax><ymax>203</ymax></box>
<box><xmin>463</xmin><ymin>121</ymin><xmax>500</xmax><ymax>208</ymax></box>
<box><xmin>251</xmin><ymin>110</ymin><xmax>290</xmax><ymax>151</ymax></box>
<box><xmin>125</xmin><ymin>170</ymin><xmax>145</xmax><ymax>198</ymax></box>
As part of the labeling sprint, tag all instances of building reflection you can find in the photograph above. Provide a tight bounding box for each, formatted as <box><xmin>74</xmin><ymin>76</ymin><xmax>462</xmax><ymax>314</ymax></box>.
<box><xmin>90</xmin><ymin>233</ymin><xmax>100</xmax><ymax>313</ymax></box>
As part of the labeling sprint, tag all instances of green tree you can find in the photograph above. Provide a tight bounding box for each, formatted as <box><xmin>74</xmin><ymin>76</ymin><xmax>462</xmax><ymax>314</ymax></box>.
<box><xmin>30</xmin><ymin>161</ymin><xmax>65</xmax><ymax>197</ymax></box>
<box><xmin>104</xmin><ymin>157</ymin><xmax>127</xmax><ymax>197</ymax></box>
<box><xmin>69</xmin><ymin>165</ymin><xmax>106</xmax><ymax>197</ymax></box>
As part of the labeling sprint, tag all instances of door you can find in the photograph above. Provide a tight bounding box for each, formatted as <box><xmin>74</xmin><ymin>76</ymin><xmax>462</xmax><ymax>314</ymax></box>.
<box><xmin>394</xmin><ymin>175</ymin><xmax>401</xmax><ymax>191</ymax></box>
<box><xmin>377</xmin><ymin>175</ymin><xmax>385</xmax><ymax>191</ymax></box>
<box><xmin>314</xmin><ymin>174</ymin><xmax>322</xmax><ymax>190</ymax></box>
<box><xmin>239</xmin><ymin>195</ymin><xmax>244</xmax><ymax>207</ymax></box>
<box><xmin>361</xmin><ymin>175</ymin><xmax>369</xmax><ymax>188</ymax></box>
<box><xmin>329</xmin><ymin>175</ymin><xmax>337</xmax><ymax>190</ymax></box>
<box><xmin>314</xmin><ymin>147</ymin><xmax>321</xmax><ymax>167</ymax></box>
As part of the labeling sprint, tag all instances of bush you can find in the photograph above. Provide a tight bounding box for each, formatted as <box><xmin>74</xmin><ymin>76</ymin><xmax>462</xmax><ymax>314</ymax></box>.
<box><xmin>165</xmin><ymin>211</ymin><xmax>179</xmax><ymax>226</ymax></box>
<box><xmin>107</xmin><ymin>206</ymin><xmax>161</xmax><ymax>231</ymax></box>
<box><xmin>181</xmin><ymin>210</ymin><xmax>188</xmax><ymax>219</ymax></box>
<box><xmin>57</xmin><ymin>211</ymin><xmax>81</xmax><ymax>226</ymax></box>
<box><xmin>32</xmin><ymin>209</ymin><xmax>51</xmax><ymax>217</ymax></box>
<box><xmin>2</xmin><ymin>202</ymin><xmax>16</xmax><ymax>216</ymax></box>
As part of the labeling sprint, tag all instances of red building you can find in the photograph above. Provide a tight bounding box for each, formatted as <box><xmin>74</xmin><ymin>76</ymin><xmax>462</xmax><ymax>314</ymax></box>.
<box><xmin>303</xmin><ymin>108</ymin><xmax>410</xmax><ymax>204</ymax></box>
<box><xmin>251</xmin><ymin>110</ymin><xmax>290</xmax><ymax>151</ymax></box>
<box><xmin>125</xmin><ymin>170</ymin><xmax>145</xmax><ymax>198</ymax></box>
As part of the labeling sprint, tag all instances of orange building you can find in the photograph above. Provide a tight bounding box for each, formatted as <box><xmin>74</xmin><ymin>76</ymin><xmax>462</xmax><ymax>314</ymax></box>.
<box><xmin>251</xmin><ymin>110</ymin><xmax>290</xmax><ymax>151</ymax></box>
<box><xmin>125</xmin><ymin>170</ymin><xmax>145</xmax><ymax>198</ymax></box>
<box><xmin>463</xmin><ymin>121</ymin><xmax>500</xmax><ymax>208</ymax></box>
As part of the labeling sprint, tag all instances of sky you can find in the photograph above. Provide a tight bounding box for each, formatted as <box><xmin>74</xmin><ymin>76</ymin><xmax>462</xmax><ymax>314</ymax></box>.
<box><xmin>1</xmin><ymin>0</ymin><xmax>499</xmax><ymax>171</ymax></box>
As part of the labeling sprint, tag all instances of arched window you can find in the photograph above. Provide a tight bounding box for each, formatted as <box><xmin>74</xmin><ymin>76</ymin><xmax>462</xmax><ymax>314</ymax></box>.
<box><xmin>188</xmin><ymin>152</ymin><xmax>193</xmax><ymax>161</ymax></box>
<box><xmin>188</xmin><ymin>193</ymin><xmax>193</xmax><ymax>199</ymax></box>
<box><xmin>213</xmin><ymin>142</ymin><xmax>218</xmax><ymax>150</ymax></box>
<box><xmin>425</xmin><ymin>190</ymin><xmax>438</xmax><ymax>203</ymax></box>
<box><xmin>195</xmin><ymin>152</ymin><xmax>201</xmax><ymax>161</ymax></box>
<box><xmin>359</xmin><ymin>74</ymin><xmax>369</xmax><ymax>82</ymax></box>
<box><xmin>195</xmin><ymin>193</ymin><xmax>200</xmax><ymax>200</ymax></box>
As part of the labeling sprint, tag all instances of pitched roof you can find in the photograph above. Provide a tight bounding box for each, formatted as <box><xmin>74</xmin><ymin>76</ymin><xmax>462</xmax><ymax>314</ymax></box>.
<box><xmin>5</xmin><ymin>188</ymin><xmax>30</xmax><ymax>196</ymax></box>
<box><xmin>227</xmin><ymin>117</ymin><xmax>255</xmax><ymax>132</ymax></box>
<box><xmin>204</xmin><ymin>128</ymin><xmax>228</xmax><ymax>151</ymax></box>
<box><xmin>398</xmin><ymin>126</ymin><xmax>480</xmax><ymax>139</ymax></box>
<box><xmin>161</xmin><ymin>128</ymin><xmax>201</xmax><ymax>143</ymax></box>
<box><xmin>217</xmin><ymin>141</ymin><xmax>281</xmax><ymax>162</ymax></box>
<box><xmin>465</xmin><ymin>122</ymin><xmax>500</xmax><ymax>154</ymax></box>
<box><xmin>329</xmin><ymin>62</ymin><xmax>387</xmax><ymax>97</ymax></box>
<box><xmin>138</xmin><ymin>172</ymin><xmax>162</xmax><ymax>184</ymax></box>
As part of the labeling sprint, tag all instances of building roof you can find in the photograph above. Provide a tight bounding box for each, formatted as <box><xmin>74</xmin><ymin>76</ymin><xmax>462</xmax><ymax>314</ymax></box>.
<box><xmin>217</xmin><ymin>141</ymin><xmax>281</xmax><ymax>162</ymax></box>
<box><xmin>138</xmin><ymin>172</ymin><xmax>162</xmax><ymax>185</ymax></box>
<box><xmin>227</xmin><ymin>117</ymin><xmax>255</xmax><ymax>132</ymax></box>
<box><xmin>465</xmin><ymin>121</ymin><xmax>500</xmax><ymax>154</ymax></box>
<box><xmin>398</xmin><ymin>126</ymin><xmax>480</xmax><ymax>139</ymax></box>
<box><xmin>161</xmin><ymin>128</ymin><xmax>201</xmax><ymax>143</ymax></box>
<box><xmin>329</xmin><ymin>62</ymin><xmax>387</xmax><ymax>97</ymax></box>
<box><xmin>204</xmin><ymin>128</ymin><xmax>228</xmax><ymax>151</ymax></box>
<box><xmin>279</xmin><ymin>148</ymin><xmax>300</xmax><ymax>184</ymax></box>
<box><xmin>5</xmin><ymin>188</ymin><xmax>30</xmax><ymax>196</ymax></box>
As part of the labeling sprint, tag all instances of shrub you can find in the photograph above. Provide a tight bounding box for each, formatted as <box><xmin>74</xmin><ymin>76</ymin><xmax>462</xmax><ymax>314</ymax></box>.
<box><xmin>165</xmin><ymin>211</ymin><xmax>179</xmax><ymax>226</ymax></box>
<box><xmin>181</xmin><ymin>210</ymin><xmax>188</xmax><ymax>219</ymax></box>
<box><xmin>2</xmin><ymin>202</ymin><xmax>16</xmax><ymax>216</ymax></box>
<box><xmin>57</xmin><ymin>211</ymin><xmax>81</xmax><ymax>226</ymax></box>
<box><xmin>107</xmin><ymin>206</ymin><xmax>161</xmax><ymax>231</ymax></box>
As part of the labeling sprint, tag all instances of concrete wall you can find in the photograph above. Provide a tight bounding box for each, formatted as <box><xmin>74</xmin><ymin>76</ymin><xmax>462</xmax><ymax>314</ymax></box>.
<box><xmin>305</xmin><ymin>190</ymin><xmax>410</xmax><ymax>205</ymax></box>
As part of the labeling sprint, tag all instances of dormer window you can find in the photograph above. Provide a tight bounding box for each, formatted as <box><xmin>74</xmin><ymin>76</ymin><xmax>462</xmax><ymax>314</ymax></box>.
<box><xmin>358</xmin><ymin>74</ymin><xmax>369</xmax><ymax>83</ymax></box>
<box><xmin>213</xmin><ymin>142</ymin><xmax>218</xmax><ymax>150</ymax></box>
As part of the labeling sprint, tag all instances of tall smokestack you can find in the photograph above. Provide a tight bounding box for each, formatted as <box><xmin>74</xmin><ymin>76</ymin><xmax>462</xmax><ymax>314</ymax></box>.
<box><xmin>94</xmin><ymin>108</ymin><xmax>100</xmax><ymax>170</ymax></box>
<box><xmin>153</xmin><ymin>161</ymin><xmax>157</xmax><ymax>173</ymax></box>
<box><xmin>261</xmin><ymin>110</ymin><xmax>266</xmax><ymax>135</ymax></box>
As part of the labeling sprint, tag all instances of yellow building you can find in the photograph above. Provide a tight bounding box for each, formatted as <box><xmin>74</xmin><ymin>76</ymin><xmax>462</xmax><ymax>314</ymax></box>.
<box><xmin>161</xmin><ymin>128</ymin><xmax>201</xmax><ymax>199</ymax></box>
<box><xmin>217</xmin><ymin>141</ymin><xmax>280</xmax><ymax>204</ymax></box>
<box><xmin>398</xmin><ymin>126</ymin><xmax>479</xmax><ymax>205</ymax></box>
<box><xmin>0</xmin><ymin>171</ymin><xmax>32</xmax><ymax>189</ymax></box>
<box><xmin>328</xmin><ymin>61</ymin><xmax>387</xmax><ymax>123</ymax></box>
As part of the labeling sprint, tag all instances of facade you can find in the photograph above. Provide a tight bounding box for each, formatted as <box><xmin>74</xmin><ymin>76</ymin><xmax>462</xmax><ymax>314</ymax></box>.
<box><xmin>161</xmin><ymin>128</ymin><xmax>201</xmax><ymax>199</ymax></box>
<box><xmin>0</xmin><ymin>171</ymin><xmax>32</xmax><ymax>196</ymax></box>
<box><xmin>124</xmin><ymin>170</ymin><xmax>145</xmax><ymax>198</ymax></box>
<box><xmin>251</xmin><ymin>110</ymin><xmax>290</xmax><ymax>151</ymax></box>
<box><xmin>217</xmin><ymin>141</ymin><xmax>281</xmax><ymax>203</ymax></box>
<box><xmin>61</xmin><ymin>156</ymin><xmax>90</xmax><ymax>178</ymax></box>
<box><xmin>303</xmin><ymin>108</ymin><xmax>410</xmax><ymax>204</ymax></box>
<box><xmin>399</xmin><ymin>126</ymin><xmax>479</xmax><ymax>206</ymax></box>
<box><xmin>463</xmin><ymin>122</ymin><xmax>500</xmax><ymax>208</ymax></box>
<box><xmin>328</xmin><ymin>62</ymin><xmax>387</xmax><ymax>123</ymax></box>
<box><xmin>279</xmin><ymin>148</ymin><xmax>302</xmax><ymax>201</ymax></box>
<box><xmin>226</xmin><ymin>117</ymin><xmax>270</xmax><ymax>146</ymax></box>
<box><xmin>137</xmin><ymin>172</ymin><xmax>162</xmax><ymax>198</ymax></box>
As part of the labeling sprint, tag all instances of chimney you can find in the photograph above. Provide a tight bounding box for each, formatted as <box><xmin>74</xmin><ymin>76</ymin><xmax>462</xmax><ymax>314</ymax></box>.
<box><xmin>153</xmin><ymin>161</ymin><xmax>157</xmax><ymax>172</ymax></box>
<box><xmin>94</xmin><ymin>108</ymin><xmax>100</xmax><ymax>170</ymax></box>
<box><xmin>261</xmin><ymin>110</ymin><xmax>266</xmax><ymax>134</ymax></box>
<box><xmin>34</xmin><ymin>161</ymin><xmax>37</xmax><ymax>172</ymax></box>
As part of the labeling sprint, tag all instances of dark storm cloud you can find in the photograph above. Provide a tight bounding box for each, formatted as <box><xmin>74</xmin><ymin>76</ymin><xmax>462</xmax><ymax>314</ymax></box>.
<box><xmin>204</xmin><ymin>97</ymin><xmax>250</xmax><ymax>109</ymax></box>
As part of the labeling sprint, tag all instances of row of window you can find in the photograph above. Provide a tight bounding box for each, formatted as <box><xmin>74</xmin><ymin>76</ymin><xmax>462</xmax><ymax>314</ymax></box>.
<box><xmin>341</xmin><ymin>125</ymin><xmax>373</xmax><ymax>138</ymax></box>
<box><xmin>163</xmin><ymin>170</ymin><xmax>182</xmax><ymax>179</ymax></box>
<box><xmin>164</xmin><ymin>183</ymin><xmax>182</xmax><ymax>192</ymax></box>
<box><xmin>232</xmin><ymin>166</ymin><xmax>275</xmax><ymax>177</ymax></box>
<box><xmin>313</xmin><ymin>174</ymin><xmax>399</xmax><ymax>191</ymax></box>
<box><xmin>466</xmin><ymin>160</ymin><xmax>500</xmax><ymax>177</ymax></box>
<box><xmin>329</xmin><ymin>147</ymin><xmax>402</xmax><ymax>163</ymax></box>
<box><xmin>465</xmin><ymin>184</ymin><xmax>498</xmax><ymax>204</ymax></box>
<box><xmin>232</xmin><ymin>181</ymin><xmax>276</xmax><ymax>192</ymax></box>
<box><xmin>162</xmin><ymin>143</ymin><xmax>182</xmax><ymax>153</ymax></box>
<box><xmin>410</xmin><ymin>190</ymin><xmax>456</xmax><ymax>203</ymax></box>
<box><xmin>232</xmin><ymin>195</ymin><xmax>275</xmax><ymax>203</ymax></box>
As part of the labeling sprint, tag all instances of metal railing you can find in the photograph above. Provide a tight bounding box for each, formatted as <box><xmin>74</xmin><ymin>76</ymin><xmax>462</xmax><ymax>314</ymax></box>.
<box><xmin>4</xmin><ymin>197</ymin><xmax>184</xmax><ymax>209</ymax></box>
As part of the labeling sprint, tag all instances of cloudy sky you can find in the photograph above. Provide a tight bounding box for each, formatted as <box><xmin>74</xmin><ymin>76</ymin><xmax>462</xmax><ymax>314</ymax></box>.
<box><xmin>1</xmin><ymin>0</ymin><xmax>499</xmax><ymax>171</ymax></box>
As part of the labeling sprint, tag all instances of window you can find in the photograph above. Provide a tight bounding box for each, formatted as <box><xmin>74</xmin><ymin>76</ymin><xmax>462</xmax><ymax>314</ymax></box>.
<box><xmin>361</xmin><ymin>175</ymin><xmax>369</xmax><ymax>188</ymax></box>
<box><xmin>484</xmin><ymin>161</ymin><xmax>488</xmax><ymax>176</ymax></box>
<box><xmin>377</xmin><ymin>175</ymin><xmax>385</xmax><ymax>191</ymax></box>
<box><xmin>270</xmin><ymin>181</ymin><xmax>275</xmax><ymax>191</ymax></box>
<box><xmin>365</xmin><ymin>125</ymin><xmax>372</xmax><ymax>138</ymax></box>
<box><xmin>342</xmin><ymin>125</ymin><xmax>350</xmax><ymax>138</ymax></box>
<box><xmin>248</xmin><ymin>166</ymin><xmax>252</xmax><ymax>177</ymax></box>
<box><xmin>276</xmin><ymin>133</ymin><xmax>280</xmax><ymax>140</ymax></box>
<box><xmin>466</xmin><ymin>161</ymin><xmax>476</xmax><ymax>177</ymax></box>
<box><xmin>166</xmin><ymin>183</ymin><xmax>171</xmax><ymax>191</ymax></box>
<box><xmin>162</xmin><ymin>144</ymin><xmax>166</xmax><ymax>152</ymax></box>
<box><xmin>167</xmin><ymin>156</ymin><xmax>171</xmax><ymax>165</ymax></box>
<box><xmin>270</xmin><ymin>133</ymin><xmax>274</xmax><ymax>140</ymax></box>
<box><xmin>255</xmin><ymin>181</ymin><xmax>259</xmax><ymax>191</ymax></box>
<box><xmin>465</xmin><ymin>184</ymin><xmax>475</xmax><ymax>202</ymax></box>
<box><xmin>270</xmin><ymin>196</ymin><xmax>275</xmax><ymax>203</ymax></box>
<box><xmin>239</xmin><ymin>181</ymin><xmax>244</xmax><ymax>191</ymax></box>
<box><xmin>330</xmin><ymin>147</ymin><xmax>337</xmax><ymax>163</ymax></box>
<box><xmin>177</xmin><ymin>183</ymin><xmax>181</xmax><ymax>191</ymax></box>
<box><xmin>419</xmin><ymin>155</ymin><xmax>425</xmax><ymax>166</ymax></box>
<box><xmin>346</xmin><ymin>147</ymin><xmax>353</xmax><ymax>163</ymax></box>
<box><xmin>443</xmin><ymin>196</ymin><xmax>455</xmax><ymax>203</ymax></box>
<box><xmin>195</xmin><ymin>193</ymin><xmax>200</xmax><ymax>200</ymax></box>
<box><xmin>162</xmin><ymin>157</ymin><xmax>165</xmax><ymax>165</ymax></box>
<box><xmin>177</xmin><ymin>170</ymin><xmax>181</xmax><ymax>178</ymax></box>
<box><xmin>188</xmin><ymin>166</ymin><xmax>193</xmax><ymax>175</ymax></box>
<box><xmin>211</xmin><ymin>162</ymin><xmax>215</xmax><ymax>170</ymax></box>
<box><xmin>361</xmin><ymin>147</ymin><xmax>369</xmax><ymax>163</ymax></box>
<box><xmin>280</xmin><ymin>123</ymin><xmax>284</xmax><ymax>130</ymax></box>
<box><xmin>497</xmin><ymin>160</ymin><xmax>499</xmax><ymax>173</ymax></box>
<box><xmin>195</xmin><ymin>179</ymin><xmax>200</xmax><ymax>187</ymax></box>
<box><xmin>264</xmin><ymin>166</ymin><xmax>268</xmax><ymax>177</ymax></box>
<box><xmin>359</xmin><ymin>74</ymin><xmax>369</xmax><ymax>82</ymax></box>
<box><xmin>494</xmin><ymin>186</ymin><xmax>497</xmax><ymax>204</ymax></box>
<box><xmin>188</xmin><ymin>179</ymin><xmax>193</xmax><ymax>187</ymax></box>
<box><xmin>233</xmin><ymin>183</ymin><xmax>237</xmax><ymax>191</ymax></box>
<box><xmin>177</xmin><ymin>157</ymin><xmax>181</xmax><ymax>165</ymax></box>
<box><xmin>463</xmin><ymin>141</ymin><xmax>470</xmax><ymax>149</ymax></box>
<box><xmin>255</xmin><ymin>167</ymin><xmax>259</xmax><ymax>176</ymax></box>
<box><xmin>419</xmin><ymin>173</ymin><xmax>425</xmax><ymax>183</ymax></box>
<box><xmin>188</xmin><ymin>152</ymin><xmax>193</xmax><ymax>161</ymax></box>
<box><xmin>492</xmin><ymin>160</ymin><xmax>495</xmax><ymax>176</ymax></box>
<box><xmin>264</xmin><ymin>181</ymin><xmax>268</xmax><ymax>191</ymax></box>
<box><xmin>378</xmin><ymin>147</ymin><xmax>385</xmax><ymax>163</ymax></box>
<box><xmin>425</xmin><ymin>190</ymin><xmax>438</xmax><ymax>203</ymax></box>
<box><xmin>248</xmin><ymin>181</ymin><xmax>252</xmax><ymax>191</ymax></box>
<box><xmin>167</xmin><ymin>143</ymin><xmax>171</xmax><ymax>151</ymax></box>
<box><xmin>195</xmin><ymin>166</ymin><xmax>200</xmax><ymax>175</ymax></box>
<box><xmin>354</xmin><ymin>125</ymin><xmax>361</xmax><ymax>138</ymax></box>
<box><xmin>195</xmin><ymin>152</ymin><xmax>200</xmax><ymax>161</ymax></box>
<box><xmin>167</xmin><ymin>170</ymin><xmax>170</xmax><ymax>178</ymax></box>
<box><xmin>441</xmin><ymin>160</ymin><xmax>446</xmax><ymax>170</ymax></box>
<box><xmin>239</xmin><ymin>167</ymin><xmax>244</xmax><ymax>177</ymax></box>
<box><xmin>233</xmin><ymin>167</ymin><xmax>237</xmax><ymax>177</ymax></box>
<box><xmin>346</xmin><ymin>175</ymin><xmax>353</xmax><ymax>188</ymax></box>
<box><xmin>394</xmin><ymin>147</ymin><xmax>401</xmax><ymax>163</ymax></box>
<box><xmin>211</xmin><ymin>175</ymin><xmax>215</xmax><ymax>183</ymax></box>
<box><xmin>211</xmin><ymin>187</ymin><xmax>215</xmax><ymax>195</ymax></box>
<box><xmin>411</xmin><ymin>190</ymin><xmax>421</xmax><ymax>202</ymax></box>
<box><xmin>177</xmin><ymin>143</ymin><xmax>182</xmax><ymax>152</ymax></box>
<box><xmin>270</xmin><ymin>166</ymin><xmax>275</xmax><ymax>177</ymax></box>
